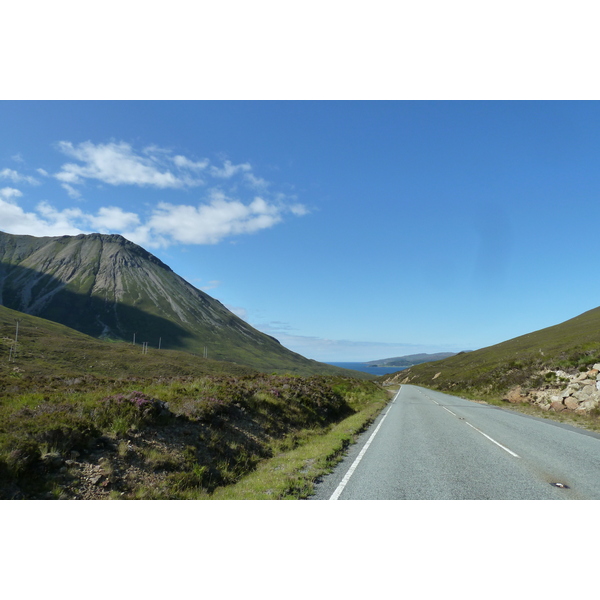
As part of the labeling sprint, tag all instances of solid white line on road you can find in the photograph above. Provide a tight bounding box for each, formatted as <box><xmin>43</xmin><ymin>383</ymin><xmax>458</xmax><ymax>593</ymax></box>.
<box><xmin>464</xmin><ymin>421</ymin><xmax>520</xmax><ymax>457</ymax></box>
<box><xmin>329</xmin><ymin>388</ymin><xmax>400</xmax><ymax>500</ymax></box>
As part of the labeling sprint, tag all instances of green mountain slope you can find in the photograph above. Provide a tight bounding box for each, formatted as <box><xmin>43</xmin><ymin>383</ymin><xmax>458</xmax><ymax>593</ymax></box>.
<box><xmin>0</xmin><ymin>231</ymin><xmax>367</xmax><ymax>377</ymax></box>
<box><xmin>383</xmin><ymin>306</ymin><xmax>600</xmax><ymax>396</ymax></box>
<box><xmin>0</xmin><ymin>304</ymin><xmax>258</xmax><ymax>383</ymax></box>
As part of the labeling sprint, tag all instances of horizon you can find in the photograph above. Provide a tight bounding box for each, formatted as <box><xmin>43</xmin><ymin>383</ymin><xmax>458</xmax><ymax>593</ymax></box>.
<box><xmin>3</xmin><ymin>102</ymin><xmax>600</xmax><ymax>361</ymax></box>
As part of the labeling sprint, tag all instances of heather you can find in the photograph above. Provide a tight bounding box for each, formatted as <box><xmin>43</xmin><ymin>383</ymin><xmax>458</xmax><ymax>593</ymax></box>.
<box><xmin>0</xmin><ymin>372</ymin><xmax>388</xmax><ymax>499</ymax></box>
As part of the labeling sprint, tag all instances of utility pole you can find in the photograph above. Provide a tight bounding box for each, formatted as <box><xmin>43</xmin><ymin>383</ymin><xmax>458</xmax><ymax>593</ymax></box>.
<box><xmin>142</xmin><ymin>342</ymin><xmax>148</xmax><ymax>354</ymax></box>
<box><xmin>158</xmin><ymin>337</ymin><xmax>161</xmax><ymax>350</ymax></box>
<box><xmin>14</xmin><ymin>319</ymin><xmax>21</xmax><ymax>360</ymax></box>
<box><xmin>132</xmin><ymin>333</ymin><xmax>136</xmax><ymax>345</ymax></box>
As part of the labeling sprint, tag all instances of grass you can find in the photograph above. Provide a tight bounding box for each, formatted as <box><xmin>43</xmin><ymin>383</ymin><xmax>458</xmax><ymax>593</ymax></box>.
<box><xmin>0</xmin><ymin>304</ymin><xmax>375</xmax><ymax>383</ymax></box>
<box><xmin>0</xmin><ymin>368</ymin><xmax>389</xmax><ymax>499</ymax></box>
<box><xmin>206</xmin><ymin>393</ymin><xmax>388</xmax><ymax>499</ymax></box>
<box><xmin>384</xmin><ymin>305</ymin><xmax>600</xmax><ymax>399</ymax></box>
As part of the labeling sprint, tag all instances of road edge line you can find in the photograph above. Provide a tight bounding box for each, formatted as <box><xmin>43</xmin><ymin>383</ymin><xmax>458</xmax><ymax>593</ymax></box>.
<box><xmin>329</xmin><ymin>387</ymin><xmax>400</xmax><ymax>500</ymax></box>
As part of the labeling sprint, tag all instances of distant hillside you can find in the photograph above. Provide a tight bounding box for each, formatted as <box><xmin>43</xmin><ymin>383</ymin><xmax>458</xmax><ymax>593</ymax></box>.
<box><xmin>383</xmin><ymin>306</ymin><xmax>600</xmax><ymax>399</ymax></box>
<box><xmin>367</xmin><ymin>352</ymin><xmax>458</xmax><ymax>368</ymax></box>
<box><xmin>0</xmin><ymin>304</ymin><xmax>258</xmax><ymax>383</ymax></box>
<box><xmin>0</xmin><ymin>231</ymin><xmax>367</xmax><ymax>377</ymax></box>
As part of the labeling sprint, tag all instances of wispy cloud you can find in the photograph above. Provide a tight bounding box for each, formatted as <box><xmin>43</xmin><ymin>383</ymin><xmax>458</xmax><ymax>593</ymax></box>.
<box><xmin>54</xmin><ymin>141</ymin><xmax>201</xmax><ymax>189</ymax></box>
<box><xmin>200</xmin><ymin>280</ymin><xmax>221</xmax><ymax>292</ymax></box>
<box><xmin>1</xmin><ymin>139</ymin><xmax>309</xmax><ymax>248</ymax></box>
<box><xmin>252</xmin><ymin>321</ymin><xmax>443</xmax><ymax>362</ymax></box>
<box><xmin>225</xmin><ymin>305</ymin><xmax>248</xmax><ymax>320</ymax></box>
<box><xmin>173</xmin><ymin>155</ymin><xmax>209</xmax><ymax>171</ymax></box>
<box><xmin>0</xmin><ymin>168</ymin><xmax>40</xmax><ymax>185</ymax></box>
<box><xmin>0</xmin><ymin>187</ymin><xmax>23</xmax><ymax>202</ymax></box>
<box><xmin>61</xmin><ymin>183</ymin><xmax>82</xmax><ymax>199</ymax></box>
<box><xmin>53</xmin><ymin>141</ymin><xmax>259</xmax><ymax>192</ymax></box>
<box><xmin>210</xmin><ymin>160</ymin><xmax>252</xmax><ymax>179</ymax></box>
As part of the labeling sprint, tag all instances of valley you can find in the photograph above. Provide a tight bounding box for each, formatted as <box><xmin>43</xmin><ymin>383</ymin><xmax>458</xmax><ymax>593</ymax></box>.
<box><xmin>4</xmin><ymin>230</ymin><xmax>600</xmax><ymax>500</ymax></box>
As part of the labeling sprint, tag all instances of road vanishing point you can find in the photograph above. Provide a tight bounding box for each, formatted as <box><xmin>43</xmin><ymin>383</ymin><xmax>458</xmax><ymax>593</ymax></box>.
<box><xmin>311</xmin><ymin>385</ymin><xmax>600</xmax><ymax>500</ymax></box>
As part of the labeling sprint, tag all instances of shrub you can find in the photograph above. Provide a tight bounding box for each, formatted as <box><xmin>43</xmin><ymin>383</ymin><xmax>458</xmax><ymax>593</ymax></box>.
<box><xmin>93</xmin><ymin>391</ymin><xmax>170</xmax><ymax>434</ymax></box>
<box><xmin>5</xmin><ymin>440</ymin><xmax>41</xmax><ymax>476</ymax></box>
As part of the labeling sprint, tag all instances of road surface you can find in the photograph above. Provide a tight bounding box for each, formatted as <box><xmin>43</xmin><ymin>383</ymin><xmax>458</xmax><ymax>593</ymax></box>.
<box><xmin>311</xmin><ymin>385</ymin><xmax>600</xmax><ymax>499</ymax></box>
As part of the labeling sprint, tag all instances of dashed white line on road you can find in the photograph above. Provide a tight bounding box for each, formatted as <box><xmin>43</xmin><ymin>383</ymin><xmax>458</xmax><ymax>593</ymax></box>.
<box><xmin>464</xmin><ymin>421</ymin><xmax>520</xmax><ymax>457</ymax></box>
<box><xmin>428</xmin><ymin>393</ymin><xmax>519</xmax><ymax>457</ymax></box>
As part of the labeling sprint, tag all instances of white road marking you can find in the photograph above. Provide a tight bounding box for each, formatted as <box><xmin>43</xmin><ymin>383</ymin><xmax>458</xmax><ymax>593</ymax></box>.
<box><xmin>428</xmin><ymin>392</ymin><xmax>519</xmax><ymax>457</ymax></box>
<box><xmin>464</xmin><ymin>421</ymin><xmax>520</xmax><ymax>457</ymax></box>
<box><xmin>329</xmin><ymin>388</ymin><xmax>400</xmax><ymax>500</ymax></box>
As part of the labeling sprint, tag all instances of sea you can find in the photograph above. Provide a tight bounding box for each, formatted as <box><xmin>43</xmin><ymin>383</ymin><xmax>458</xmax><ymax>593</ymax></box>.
<box><xmin>326</xmin><ymin>362</ymin><xmax>406</xmax><ymax>376</ymax></box>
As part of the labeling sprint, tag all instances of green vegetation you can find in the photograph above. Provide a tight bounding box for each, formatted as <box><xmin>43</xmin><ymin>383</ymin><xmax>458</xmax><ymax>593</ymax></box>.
<box><xmin>383</xmin><ymin>305</ymin><xmax>600</xmax><ymax>430</ymax></box>
<box><xmin>0</xmin><ymin>304</ymin><xmax>372</xmax><ymax>381</ymax></box>
<box><xmin>0</xmin><ymin>233</ymin><xmax>390</xmax><ymax>500</ymax></box>
<box><xmin>0</xmin><ymin>369</ymin><xmax>389</xmax><ymax>499</ymax></box>
<box><xmin>0</xmin><ymin>303</ymin><xmax>388</xmax><ymax>499</ymax></box>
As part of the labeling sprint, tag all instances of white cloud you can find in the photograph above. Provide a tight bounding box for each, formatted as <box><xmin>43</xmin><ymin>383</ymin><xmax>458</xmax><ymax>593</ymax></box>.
<box><xmin>0</xmin><ymin>191</ymin><xmax>307</xmax><ymax>249</ymax></box>
<box><xmin>3</xmin><ymin>140</ymin><xmax>309</xmax><ymax>247</ymax></box>
<box><xmin>289</xmin><ymin>203</ymin><xmax>309</xmax><ymax>216</ymax></box>
<box><xmin>88</xmin><ymin>206</ymin><xmax>140</xmax><ymax>231</ymax></box>
<box><xmin>210</xmin><ymin>160</ymin><xmax>252</xmax><ymax>178</ymax></box>
<box><xmin>55</xmin><ymin>141</ymin><xmax>204</xmax><ymax>189</ymax></box>
<box><xmin>173</xmin><ymin>155</ymin><xmax>209</xmax><ymax>171</ymax></box>
<box><xmin>61</xmin><ymin>183</ymin><xmax>82</xmax><ymax>199</ymax></box>
<box><xmin>0</xmin><ymin>195</ymin><xmax>84</xmax><ymax>237</ymax></box>
<box><xmin>143</xmin><ymin>193</ymin><xmax>284</xmax><ymax>246</ymax></box>
<box><xmin>51</xmin><ymin>140</ymin><xmax>295</xmax><ymax>209</ymax></box>
<box><xmin>0</xmin><ymin>187</ymin><xmax>23</xmax><ymax>202</ymax></box>
<box><xmin>244</xmin><ymin>172</ymin><xmax>269</xmax><ymax>188</ymax></box>
<box><xmin>0</xmin><ymin>168</ymin><xmax>39</xmax><ymax>185</ymax></box>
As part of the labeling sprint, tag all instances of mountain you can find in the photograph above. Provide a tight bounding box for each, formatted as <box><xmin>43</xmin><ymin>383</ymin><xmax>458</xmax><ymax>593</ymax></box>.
<box><xmin>0</xmin><ymin>231</ymin><xmax>365</xmax><ymax>376</ymax></box>
<box><xmin>382</xmin><ymin>306</ymin><xmax>600</xmax><ymax>398</ymax></box>
<box><xmin>366</xmin><ymin>352</ymin><xmax>458</xmax><ymax>368</ymax></box>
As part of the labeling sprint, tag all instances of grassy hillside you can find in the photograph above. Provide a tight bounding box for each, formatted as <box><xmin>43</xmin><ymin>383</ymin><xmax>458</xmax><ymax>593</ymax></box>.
<box><xmin>0</xmin><ymin>305</ymin><xmax>372</xmax><ymax>383</ymax></box>
<box><xmin>0</xmin><ymin>304</ymin><xmax>389</xmax><ymax>499</ymax></box>
<box><xmin>384</xmin><ymin>305</ymin><xmax>600</xmax><ymax>398</ymax></box>
<box><xmin>0</xmin><ymin>304</ymin><xmax>255</xmax><ymax>384</ymax></box>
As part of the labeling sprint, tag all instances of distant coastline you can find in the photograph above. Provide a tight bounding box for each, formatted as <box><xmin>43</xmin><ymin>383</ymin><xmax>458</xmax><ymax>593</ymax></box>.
<box><xmin>326</xmin><ymin>362</ymin><xmax>406</xmax><ymax>376</ymax></box>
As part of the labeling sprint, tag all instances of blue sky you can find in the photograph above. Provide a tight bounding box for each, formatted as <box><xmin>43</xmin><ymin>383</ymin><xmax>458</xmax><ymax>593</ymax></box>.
<box><xmin>2</xmin><ymin>101</ymin><xmax>600</xmax><ymax>361</ymax></box>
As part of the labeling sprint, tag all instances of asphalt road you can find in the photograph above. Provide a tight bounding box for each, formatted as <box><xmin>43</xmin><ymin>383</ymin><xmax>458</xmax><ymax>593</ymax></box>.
<box><xmin>310</xmin><ymin>385</ymin><xmax>600</xmax><ymax>499</ymax></box>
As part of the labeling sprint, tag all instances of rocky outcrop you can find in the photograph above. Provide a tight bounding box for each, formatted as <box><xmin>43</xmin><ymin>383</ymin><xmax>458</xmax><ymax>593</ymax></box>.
<box><xmin>512</xmin><ymin>364</ymin><xmax>600</xmax><ymax>414</ymax></box>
